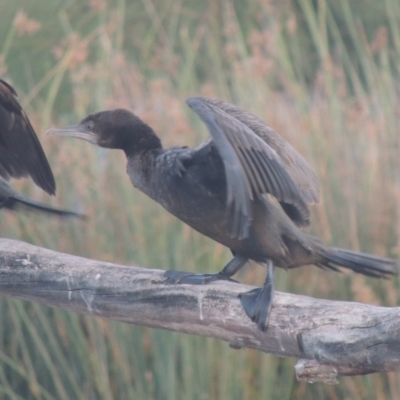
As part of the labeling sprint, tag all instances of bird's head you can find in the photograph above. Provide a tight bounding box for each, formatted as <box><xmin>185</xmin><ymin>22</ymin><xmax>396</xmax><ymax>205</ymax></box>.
<box><xmin>47</xmin><ymin>109</ymin><xmax>161</xmax><ymax>155</ymax></box>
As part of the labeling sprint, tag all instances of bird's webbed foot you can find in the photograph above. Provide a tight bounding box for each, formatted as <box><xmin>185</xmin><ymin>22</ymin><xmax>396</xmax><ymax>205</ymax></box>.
<box><xmin>163</xmin><ymin>255</ymin><xmax>248</xmax><ymax>285</ymax></box>
<box><xmin>239</xmin><ymin>260</ymin><xmax>275</xmax><ymax>332</ymax></box>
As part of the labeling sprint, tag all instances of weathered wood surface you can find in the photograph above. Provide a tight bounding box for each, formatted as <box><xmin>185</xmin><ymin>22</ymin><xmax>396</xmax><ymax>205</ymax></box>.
<box><xmin>0</xmin><ymin>238</ymin><xmax>399</xmax><ymax>384</ymax></box>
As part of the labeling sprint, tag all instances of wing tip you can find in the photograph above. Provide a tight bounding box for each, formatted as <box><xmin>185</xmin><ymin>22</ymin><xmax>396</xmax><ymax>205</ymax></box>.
<box><xmin>186</xmin><ymin>97</ymin><xmax>204</xmax><ymax>109</ymax></box>
<box><xmin>0</xmin><ymin>78</ymin><xmax>18</xmax><ymax>97</ymax></box>
<box><xmin>40</xmin><ymin>178</ymin><xmax>56</xmax><ymax>196</ymax></box>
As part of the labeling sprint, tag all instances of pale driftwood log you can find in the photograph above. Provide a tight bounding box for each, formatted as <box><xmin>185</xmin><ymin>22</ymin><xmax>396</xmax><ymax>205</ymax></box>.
<box><xmin>0</xmin><ymin>239</ymin><xmax>399</xmax><ymax>384</ymax></box>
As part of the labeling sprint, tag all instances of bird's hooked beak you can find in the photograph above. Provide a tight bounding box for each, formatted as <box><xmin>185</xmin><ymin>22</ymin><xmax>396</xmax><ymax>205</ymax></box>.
<box><xmin>46</xmin><ymin>124</ymin><xmax>98</xmax><ymax>145</ymax></box>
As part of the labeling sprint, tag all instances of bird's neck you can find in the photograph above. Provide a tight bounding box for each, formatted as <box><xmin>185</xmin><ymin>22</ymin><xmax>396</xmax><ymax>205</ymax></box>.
<box><xmin>122</xmin><ymin>129</ymin><xmax>163</xmax><ymax>159</ymax></box>
<box><xmin>126</xmin><ymin>147</ymin><xmax>162</xmax><ymax>194</ymax></box>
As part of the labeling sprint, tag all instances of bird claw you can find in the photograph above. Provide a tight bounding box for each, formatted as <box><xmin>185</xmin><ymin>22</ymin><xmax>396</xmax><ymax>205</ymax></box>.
<box><xmin>163</xmin><ymin>270</ymin><xmax>238</xmax><ymax>285</ymax></box>
<box><xmin>174</xmin><ymin>151</ymin><xmax>192</xmax><ymax>177</ymax></box>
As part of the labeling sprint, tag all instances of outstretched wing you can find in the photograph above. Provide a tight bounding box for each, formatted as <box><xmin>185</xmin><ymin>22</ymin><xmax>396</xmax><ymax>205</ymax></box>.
<box><xmin>196</xmin><ymin>97</ymin><xmax>320</xmax><ymax>206</ymax></box>
<box><xmin>0</xmin><ymin>79</ymin><xmax>56</xmax><ymax>195</ymax></box>
<box><xmin>187</xmin><ymin>97</ymin><xmax>310</xmax><ymax>239</ymax></box>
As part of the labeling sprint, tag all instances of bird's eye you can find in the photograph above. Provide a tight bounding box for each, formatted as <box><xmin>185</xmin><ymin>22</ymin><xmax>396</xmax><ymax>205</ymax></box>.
<box><xmin>85</xmin><ymin>121</ymin><xmax>94</xmax><ymax>130</ymax></box>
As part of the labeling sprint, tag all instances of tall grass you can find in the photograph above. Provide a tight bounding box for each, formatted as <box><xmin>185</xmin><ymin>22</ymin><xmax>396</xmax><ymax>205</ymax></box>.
<box><xmin>0</xmin><ymin>0</ymin><xmax>399</xmax><ymax>398</ymax></box>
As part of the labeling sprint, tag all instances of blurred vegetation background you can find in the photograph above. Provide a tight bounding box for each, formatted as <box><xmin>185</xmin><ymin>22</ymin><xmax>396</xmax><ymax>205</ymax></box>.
<box><xmin>0</xmin><ymin>0</ymin><xmax>399</xmax><ymax>398</ymax></box>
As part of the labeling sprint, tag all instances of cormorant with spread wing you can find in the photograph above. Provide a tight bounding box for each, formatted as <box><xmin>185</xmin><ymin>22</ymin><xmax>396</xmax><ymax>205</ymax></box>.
<box><xmin>48</xmin><ymin>97</ymin><xmax>396</xmax><ymax>331</ymax></box>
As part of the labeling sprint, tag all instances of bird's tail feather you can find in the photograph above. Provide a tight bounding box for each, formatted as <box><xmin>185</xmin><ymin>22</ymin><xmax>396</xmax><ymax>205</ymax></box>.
<box><xmin>5</xmin><ymin>196</ymin><xmax>85</xmax><ymax>219</ymax></box>
<box><xmin>316</xmin><ymin>247</ymin><xmax>397</xmax><ymax>279</ymax></box>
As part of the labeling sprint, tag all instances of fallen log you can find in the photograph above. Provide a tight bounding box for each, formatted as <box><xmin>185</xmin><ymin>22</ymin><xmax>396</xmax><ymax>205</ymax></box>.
<box><xmin>0</xmin><ymin>238</ymin><xmax>398</xmax><ymax>384</ymax></box>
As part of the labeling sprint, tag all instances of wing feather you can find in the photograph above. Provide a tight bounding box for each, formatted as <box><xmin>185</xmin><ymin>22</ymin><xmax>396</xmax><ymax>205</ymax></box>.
<box><xmin>187</xmin><ymin>97</ymin><xmax>310</xmax><ymax>238</ymax></box>
<box><xmin>0</xmin><ymin>79</ymin><xmax>55</xmax><ymax>194</ymax></box>
<box><xmin>195</xmin><ymin>97</ymin><xmax>320</xmax><ymax>206</ymax></box>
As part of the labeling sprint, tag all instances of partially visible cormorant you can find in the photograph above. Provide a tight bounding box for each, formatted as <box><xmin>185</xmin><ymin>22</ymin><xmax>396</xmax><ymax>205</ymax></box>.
<box><xmin>0</xmin><ymin>78</ymin><xmax>84</xmax><ymax>219</ymax></box>
<box><xmin>48</xmin><ymin>97</ymin><xmax>397</xmax><ymax>331</ymax></box>
<box><xmin>0</xmin><ymin>178</ymin><xmax>84</xmax><ymax>219</ymax></box>
<box><xmin>0</xmin><ymin>78</ymin><xmax>55</xmax><ymax>195</ymax></box>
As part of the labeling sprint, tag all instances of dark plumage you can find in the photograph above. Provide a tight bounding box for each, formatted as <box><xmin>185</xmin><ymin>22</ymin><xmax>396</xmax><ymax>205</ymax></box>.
<box><xmin>48</xmin><ymin>97</ymin><xmax>397</xmax><ymax>331</ymax></box>
<box><xmin>0</xmin><ymin>178</ymin><xmax>84</xmax><ymax>219</ymax></box>
<box><xmin>0</xmin><ymin>78</ymin><xmax>55</xmax><ymax>195</ymax></box>
<box><xmin>0</xmin><ymin>78</ymin><xmax>85</xmax><ymax>219</ymax></box>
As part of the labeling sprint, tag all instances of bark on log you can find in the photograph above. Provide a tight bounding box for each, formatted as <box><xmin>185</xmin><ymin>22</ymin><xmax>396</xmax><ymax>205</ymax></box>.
<box><xmin>0</xmin><ymin>238</ymin><xmax>399</xmax><ymax>384</ymax></box>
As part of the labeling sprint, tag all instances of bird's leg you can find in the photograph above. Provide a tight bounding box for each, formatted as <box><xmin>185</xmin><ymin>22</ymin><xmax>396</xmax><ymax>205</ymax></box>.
<box><xmin>164</xmin><ymin>255</ymin><xmax>248</xmax><ymax>285</ymax></box>
<box><xmin>239</xmin><ymin>260</ymin><xmax>275</xmax><ymax>331</ymax></box>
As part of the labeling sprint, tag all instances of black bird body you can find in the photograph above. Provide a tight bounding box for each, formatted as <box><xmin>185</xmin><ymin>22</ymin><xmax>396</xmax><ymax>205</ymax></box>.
<box><xmin>0</xmin><ymin>79</ymin><xmax>55</xmax><ymax>194</ymax></box>
<box><xmin>0</xmin><ymin>78</ymin><xmax>84</xmax><ymax>218</ymax></box>
<box><xmin>48</xmin><ymin>97</ymin><xmax>397</xmax><ymax>331</ymax></box>
<box><xmin>129</xmin><ymin>144</ymin><xmax>311</xmax><ymax>266</ymax></box>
